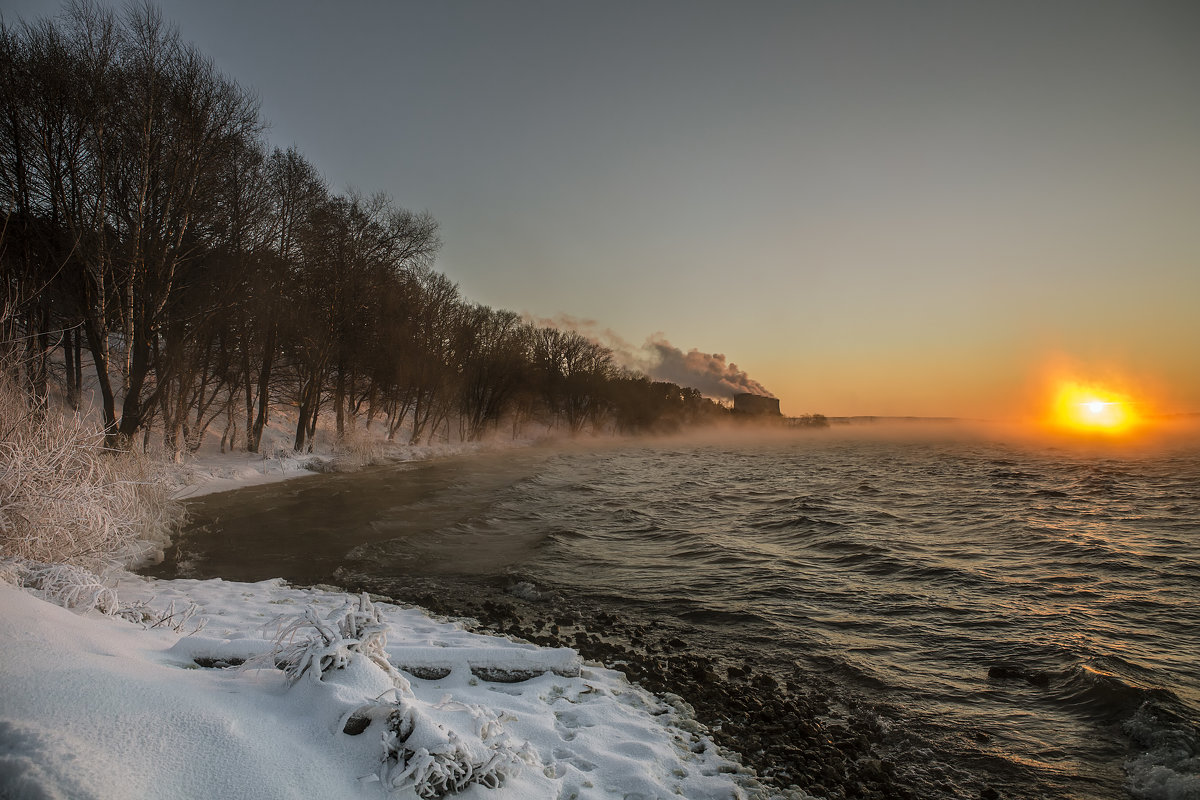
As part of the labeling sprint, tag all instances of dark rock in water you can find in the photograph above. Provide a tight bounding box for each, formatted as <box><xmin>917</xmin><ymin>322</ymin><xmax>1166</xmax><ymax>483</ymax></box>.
<box><xmin>752</xmin><ymin>672</ymin><xmax>778</xmax><ymax>689</ymax></box>
<box><xmin>987</xmin><ymin>665</ymin><xmax>1023</xmax><ymax>681</ymax></box>
<box><xmin>980</xmin><ymin>787</ymin><xmax>1001</xmax><ymax>800</ymax></box>
<box><xmin>987</xmin><ymin>665</ymin><xmax>1050</xmax><ymax>687</ymax></box>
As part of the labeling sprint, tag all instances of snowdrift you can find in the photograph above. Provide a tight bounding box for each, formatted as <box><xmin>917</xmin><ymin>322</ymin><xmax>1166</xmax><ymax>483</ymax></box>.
<box><xmin>0</xmin><ymin>573</ymin><xmax>769</xmax><ymax>800</ymax></box>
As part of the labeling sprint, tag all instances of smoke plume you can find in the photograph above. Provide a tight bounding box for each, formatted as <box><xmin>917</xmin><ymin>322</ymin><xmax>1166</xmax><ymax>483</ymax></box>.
<box><xmin>524</xmin><ymin>315</ymin><xmax>772</xmax><ymax>399</ymax></box>
<box><xmin>643</xmin><ymin>337</ymin><xmax>774</xmax><ymax>399</ymax></box>
<box><xmin>525</xmin><ymin>314</ymin><xmax>638</xmax><ymax>361</ymax></box>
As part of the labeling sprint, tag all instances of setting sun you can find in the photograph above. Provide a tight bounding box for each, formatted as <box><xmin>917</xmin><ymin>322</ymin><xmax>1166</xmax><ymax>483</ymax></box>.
<box><xmin>1049</xmin><ymin>381</ymin><xmax>1141</xmax><ymax>434</ymax></box>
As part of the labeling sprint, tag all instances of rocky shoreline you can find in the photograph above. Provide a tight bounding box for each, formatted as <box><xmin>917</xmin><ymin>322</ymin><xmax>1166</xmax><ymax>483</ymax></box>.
<box><xmin>350</xmin><ymin>578</ymin><xmax>929</xmax><ymax>800</ymax></box>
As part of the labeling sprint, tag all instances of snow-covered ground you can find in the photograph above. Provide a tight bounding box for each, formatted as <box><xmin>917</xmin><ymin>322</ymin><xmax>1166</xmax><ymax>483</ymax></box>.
<box><xmin>1</xmin><ymin>569</ymin><xmax>781</xmax><ymax>800</ymax></box>
<box><xmin>0</xmin><ymin>415</ymin><xmax>800</xmax><ymax>800</ymax></box>
<box><xmin>169</xmin><ymin>413</ymin><xmax>533</xmax><ymax>500</ymax></box>
<box><xmin>170</xmin><ymin>440</ymin><xmax>496</xmax><ymax>499</ymax></box>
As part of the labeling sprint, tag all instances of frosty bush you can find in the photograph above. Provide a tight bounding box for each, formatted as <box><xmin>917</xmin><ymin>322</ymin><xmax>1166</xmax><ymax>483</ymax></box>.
<box><xmin>272</xmin><ymin>595</ymin><xmax>537</xmax><ymax>797</ymax></box>
<box><xmin>0</xmin><ymin>375</ymin><xmax>184</xmax><ymax>568</ymax></box>
<box><xmin>2</xmin><ymin>557</ymin><xmax>206</xmax><ymax>632</ymax></box>
<box><xmin>7</xmin><ymin>560</ymin><xmax>119</xmax><ymax>614</ymax></box>
<box><xmin>380</xmin><ymin>702</ymin><xmax>536</xmax><ymax>799</ymax></box>
<box><xmin>116</xmin><ymin>596</ymin><xmax>207</xmax><ymax>634</ymax></box>
<box><xmin>272</xmin><ymin>593</ymin><xmax>409</xmax><ymax>689</ymax></box>
<box><xmin>332</xmin><ymin>426</ymin><xmax>386</xmax><ymax>468</ymax></box>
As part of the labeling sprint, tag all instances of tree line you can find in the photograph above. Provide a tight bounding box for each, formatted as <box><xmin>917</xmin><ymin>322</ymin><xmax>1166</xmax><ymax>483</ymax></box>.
<box><xmin>0</xmin><ymin>2</ymin><xmax>728</xmax><ymax>458</ymax></box>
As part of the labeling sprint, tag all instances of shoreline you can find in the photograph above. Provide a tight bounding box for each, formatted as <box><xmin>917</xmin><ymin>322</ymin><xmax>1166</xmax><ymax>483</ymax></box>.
<box><xmin>1</xmin><ymin>569</ymin><xmax>772</xmax><ymax>800</ymax></box>
<box><xmin>159</xmin><ymin>445</ymin><xmax>921</xmax><ymax>800</ymax></box>
<box><xmin>354</xmin><ymin>576</ymin><xmax>922</xmax><ymax>800</ymax></box>
<box><xmin>169</xmin><ymin>437</ymin><xmax>534</xmax><ymax>500</ymax></box>
<box><xmin>3</xmin><ymin>443</ymin><xmax>791</xmax><ymax>800</ymax></box>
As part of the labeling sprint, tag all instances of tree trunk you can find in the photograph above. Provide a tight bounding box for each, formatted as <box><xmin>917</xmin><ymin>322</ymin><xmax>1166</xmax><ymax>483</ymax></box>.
<box><xmin>293</xmin><ymin>384</ymin><xmax>313</xmax><ymax>453</ymax></box>
<box><xmin>248</xmin><ymin>324</ymin><xmax>276</xmax><ymax>452</ymax></box>
<box><xmin>83</xmin><ymin>312</ymin><xmax>119</xmax><ymax>448</ymax></box>
<box><xmin>306</xmin><ymin>391</ymin><xmax>320</xmax><ymax>452</ymax></box>
<box><xmin>117</xmin><ymin>313</ymin><xmax>153</xmax><ymax>448</ymax></box>
<box><xmin>72</xmin><ymin>329</ymin><xmax>83</xmax><ymax>408</ymax></box>
<box><xmin>334</xmin><ymin>364</ymin><xmax>346</xmax><ymax>440</ymax></box>
<box><xmin>64</xmin><ymin>329</ymin><xmax>79</xmax><ymax>411</ymax></box>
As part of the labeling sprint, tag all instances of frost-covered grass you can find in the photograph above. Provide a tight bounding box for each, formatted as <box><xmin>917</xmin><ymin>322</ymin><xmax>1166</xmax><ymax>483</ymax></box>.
<box><xmin>0</xmin><ymin>377</ymin><xmax>184</xmax><ymax>569</ymax></box>
<box><xmin>0</xmin><ymin>572</ymin><xmax>776</xmax><ymax>800</ymax></box>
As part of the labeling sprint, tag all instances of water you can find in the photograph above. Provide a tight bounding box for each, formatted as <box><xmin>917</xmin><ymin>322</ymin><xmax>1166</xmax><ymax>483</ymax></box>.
<box><xmin>146</xmin><ymin>430</ymin><xmax>1200</xmax><ymax>800</ymax></box>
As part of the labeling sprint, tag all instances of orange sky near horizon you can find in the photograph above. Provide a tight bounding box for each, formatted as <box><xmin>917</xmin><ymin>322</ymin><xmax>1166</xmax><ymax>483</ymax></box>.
<box><xmin>764</xmin><ymin>348</ymin><xmax>1197</xmax><ymax>421</ymax></box>
<box><xmin>9</xmin><ymin>0</ymin><xmax>1195</xmax><ymax>421</ymax></box>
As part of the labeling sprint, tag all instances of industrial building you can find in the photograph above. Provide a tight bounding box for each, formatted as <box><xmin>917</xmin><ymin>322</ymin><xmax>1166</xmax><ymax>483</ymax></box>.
<box><xmin>733</xmin><ymin>393</ymin><xmax>781</xmax><ymax>416</ymax></box>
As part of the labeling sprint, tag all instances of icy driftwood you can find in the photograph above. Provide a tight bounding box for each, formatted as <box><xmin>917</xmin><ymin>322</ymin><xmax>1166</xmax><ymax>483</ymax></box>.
<box><xmin>167</xmin><ymin>599</ymin><xmax>582</xmax><ymax>684</ymax></box>
<box><xmin>272</xmin><ymin>594</ymin><xmax>408</xmax><ymax>689</ymax></box>
<box><xmin>174</xmin><ymin>641</ymin><xmax>582</xmax><ymax>683</ymax></box>
<box><xmin>371</xmin><ymin>695</ymin><xmax>538</xmax><ymax>798</ymax></box>
<box><xmin>393</xmin><ymin>645</ymin><xmax>581</xmax><ymax>682</ymax></box>
<box><xmin>165</xmin><ymin>596</ymin><xmax>568</xmax><ymax>795</ymax></box>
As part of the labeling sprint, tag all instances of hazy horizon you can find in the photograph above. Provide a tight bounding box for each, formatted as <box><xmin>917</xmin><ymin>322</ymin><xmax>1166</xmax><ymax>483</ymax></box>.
<box><xmin>7</xmin><ymin>0</ymin><xmax>1197</xmax><ymax>419</ymax></box>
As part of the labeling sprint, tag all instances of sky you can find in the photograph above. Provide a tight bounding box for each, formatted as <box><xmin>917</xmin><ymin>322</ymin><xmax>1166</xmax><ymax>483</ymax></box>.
<box><xmin>8</xmin><ymin>0</ymin><xmax>1199</xmax><ymax>418</ymax></box>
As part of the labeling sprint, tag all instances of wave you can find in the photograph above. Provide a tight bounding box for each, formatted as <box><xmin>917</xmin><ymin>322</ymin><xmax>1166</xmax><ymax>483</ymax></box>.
<box><xmin>1123</xmin><ymin>701</ymin><xmax>1200</xmax><ymax>800</ymax></box>
<box><xmin>1055</xmin><ymin>658</ymin><xmax>1183</xmax><ymax>723</ymax></box>
<box><xmin>748</xmin><ymin>513</ymin><xmax>844</xmax><ymax>531</ymax></box>
<box><xmin>989</xmin><ymin>655</ymin><xmax>1189</xmax><ymax>725</ymax></box>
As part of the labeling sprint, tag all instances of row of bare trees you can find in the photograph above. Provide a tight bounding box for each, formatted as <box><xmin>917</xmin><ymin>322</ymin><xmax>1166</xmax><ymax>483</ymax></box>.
<box><xmin>1</xmin><ymin>3</ymin><xmax>726</xmax><ymax>459</ymax></box>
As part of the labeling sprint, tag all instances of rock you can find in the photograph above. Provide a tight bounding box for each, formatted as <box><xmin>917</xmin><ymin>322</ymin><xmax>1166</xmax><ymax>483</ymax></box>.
<box><xmin>342</xmin><ymin>712</ymin><xmax>372</xmax><ymax>735</ymax></box>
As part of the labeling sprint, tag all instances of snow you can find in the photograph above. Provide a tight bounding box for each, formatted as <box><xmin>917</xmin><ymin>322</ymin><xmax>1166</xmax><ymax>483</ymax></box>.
<box><xmin>0</xmin><ymin>573</ymin><xmax>772</xmax><ymax>800</ymax></box>
<box><xmin>171</xmin><ymin>435</ymin><xmax>539</xmax><ymax>499</ymax></box>
<box><xmin>171</xmin><ymin>450</ymin><xmax>336</xmax><ymax>498</ymax></box>
<box><xmin>173</xmin><ymin>444</ymin><xmax>465</xmax><ymax>499</ymax></box>
<box><xmin>0</xmin><ymin>402</ymin><xmax>783</xmax><ymax>799</ymax></box>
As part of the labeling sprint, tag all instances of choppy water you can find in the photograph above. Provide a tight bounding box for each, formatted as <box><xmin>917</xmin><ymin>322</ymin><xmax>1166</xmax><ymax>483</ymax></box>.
<box><xmin>147</xmin><ymin>430</ymin><xmax>1200</xmax><ymax>800</ymax></box>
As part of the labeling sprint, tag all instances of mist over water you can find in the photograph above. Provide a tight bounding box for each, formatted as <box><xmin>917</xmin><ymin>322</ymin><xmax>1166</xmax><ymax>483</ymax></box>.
<box><xmin>149</xmin><ymin>430</ymin><xmax>1200</xmax><ymax>800</ymax></box>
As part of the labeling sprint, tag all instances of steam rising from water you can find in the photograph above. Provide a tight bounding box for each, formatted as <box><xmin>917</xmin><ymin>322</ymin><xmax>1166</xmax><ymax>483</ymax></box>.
<box><xmin>526</xmin><ymin>314</ymin><xmax>772</xmax><ymax>399</ymax></box>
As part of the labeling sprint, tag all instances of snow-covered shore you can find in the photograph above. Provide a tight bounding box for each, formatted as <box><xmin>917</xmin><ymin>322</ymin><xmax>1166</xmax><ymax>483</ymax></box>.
<box><xmin>0</xmin><ymin>571</ymin><xmax>775</xmax><ymax>799</ymax></box>
<box><xmin>1</xmin><ymin>442</ymin><xmax>795</xmax><ymax>800</ymax></box>
<box><xmin>170</xmin><ymin>438</ymin><xmax>514</xmax><ymax>499</ymax></box>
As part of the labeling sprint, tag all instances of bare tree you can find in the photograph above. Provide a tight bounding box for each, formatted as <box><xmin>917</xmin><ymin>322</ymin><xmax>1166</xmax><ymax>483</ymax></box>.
<box><xmin>0</xmin><ymin>5</ymin><xmax>119</xmax><ymax>414</ymax></box>
<box><xmin>106</xmin><ymin>3</ymin><xmax>261</xmax><ymax>447</ymax></box>
<box><xmin>454</xmin><ymin>305</ymin><xmax>529</xmax><ymax>441</ymax></box>
<box><xmin>403</xmin><ymin>269</ymin><xmax>460</xmax><ymax>445</ymax></box>
<box><xmin>241</xmin><ymin>146</ymin><xmax>325</xmax><ymax>452</ymax></box>
<box><xmin>532</xmin><ymin>327</ymin><xmax>614</xmax><ymax>434</ymax></box>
